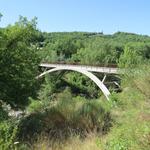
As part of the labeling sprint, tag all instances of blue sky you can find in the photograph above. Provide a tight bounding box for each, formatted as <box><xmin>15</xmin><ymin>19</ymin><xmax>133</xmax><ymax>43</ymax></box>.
<box><xmin>0</xmin><ymin>0</ymin><xmax>150</xmax><ymax>35</ymax></box>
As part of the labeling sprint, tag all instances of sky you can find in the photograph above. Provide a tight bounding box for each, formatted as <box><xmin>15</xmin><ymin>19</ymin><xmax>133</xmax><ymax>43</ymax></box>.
<box><xmin>0</xmin><ymin>0</ymin><xmax>150</xmax><ymax>35</ymax></box>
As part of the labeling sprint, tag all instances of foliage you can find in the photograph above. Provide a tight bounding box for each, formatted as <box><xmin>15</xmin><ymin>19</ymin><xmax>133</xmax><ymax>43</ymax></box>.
<box><xmin>72</xmin><ymin>38</ymin><xmax>118</xmax><ymax>65</ymax></box>
<box><xmin>119</xmin><ymin>43</ymin><xmax>150</xmax><ymax>68</ymax></box>
<box><xmin>0</xmin><ymin>118</ymin><xmax>19</xmax><ymax>150</ymax></box>
<box><xmin>0</xmin><ymin>17</ymin><xmax>41</xmax><ymax>107</ymax></box>
<box><xmin>39</xmin><ymin>32</ymin><xmax>85</xmax><ymax>62</ymax></box>
<box><xmin>102</xmin><ymin>64</ymin><xmax>150</xmax><ymax>150</ymax></box>
<box><xmin>0</xmin><ymin>101</ymin><xmax>8</xmax><ymax>121</ymax></box>
<box><xmin>65</xmin><ymin>72</ymin><xmax>100</xmax><ymax>98</ymax></box>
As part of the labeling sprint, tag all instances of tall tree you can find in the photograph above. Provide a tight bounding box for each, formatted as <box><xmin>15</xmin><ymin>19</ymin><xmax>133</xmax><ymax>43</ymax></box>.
<box><xmin>0</xmin><ymin>17</ymin><xmax>40</xmax><ymax>108</ymax></box>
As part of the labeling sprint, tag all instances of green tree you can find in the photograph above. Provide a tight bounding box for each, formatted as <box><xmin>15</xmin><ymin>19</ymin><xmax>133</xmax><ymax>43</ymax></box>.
<box><xmin>0</xmin><ymin>17</ymin><xmax>40</xmax><ymax>108</ymax></box>
<box><xmin>73</xmin><ymin>38</ymin><xmax>118</xmax><ymax>65</ymax></box>
<box><xmin>119</xmin><ymin>43</ymin><xmax>144</xmax><ymax>68</ymax></box>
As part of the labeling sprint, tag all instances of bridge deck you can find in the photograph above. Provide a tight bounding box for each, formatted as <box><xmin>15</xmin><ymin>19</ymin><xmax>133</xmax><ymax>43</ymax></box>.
<box><xmin>40</xmin><ymin>63</ymin><xmax>119</xmax><ymax>74</ymax></box>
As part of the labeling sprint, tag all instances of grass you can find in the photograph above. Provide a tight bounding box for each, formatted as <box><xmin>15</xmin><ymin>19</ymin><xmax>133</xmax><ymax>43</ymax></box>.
<box><xmin>31</xmin><ymin>134</ymin><xmax>102</xmax><ymax>150</ymax></box>
<box><xmin>100</xmin><ymin>65</ymin><xmax>150</xmax><ymax>150</ymax></box>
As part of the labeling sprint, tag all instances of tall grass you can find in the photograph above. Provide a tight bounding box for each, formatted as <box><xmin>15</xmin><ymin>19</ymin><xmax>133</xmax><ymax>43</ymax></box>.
<box><xmin>31</xmin><ymin>133</ymin><xmax>102</xmax><ymax>150</ymax></box>
<box><xmin>101</xmin><ymin>64</ymin><xmax>150</xmax><ymax>150</ymax></box>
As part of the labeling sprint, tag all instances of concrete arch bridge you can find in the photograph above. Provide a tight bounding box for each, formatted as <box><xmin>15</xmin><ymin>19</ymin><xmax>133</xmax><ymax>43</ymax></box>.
<box><xmin>37</xmin><ymin>63</ymin><xmax>121</xmax><ymax>101</ymax></box>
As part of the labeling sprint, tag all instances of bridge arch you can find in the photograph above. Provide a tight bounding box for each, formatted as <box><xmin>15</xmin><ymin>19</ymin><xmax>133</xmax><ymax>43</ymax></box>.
<box><xmin>37</xmin><ymin>67</ymin><xmax>110</xmax><ymax>100</ymax></box>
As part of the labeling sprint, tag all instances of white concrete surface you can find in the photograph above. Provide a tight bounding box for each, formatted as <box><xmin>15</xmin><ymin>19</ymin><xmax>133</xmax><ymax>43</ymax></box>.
<box><xmin>40</xmin><ymin>63</ymin><xmax>118</xmax><ymax>74</ymax></box>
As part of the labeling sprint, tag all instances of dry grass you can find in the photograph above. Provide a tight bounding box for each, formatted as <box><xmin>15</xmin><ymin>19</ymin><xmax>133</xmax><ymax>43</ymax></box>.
<box><xmin>32</xmin><ymin>134</ymin><xmax>102</xmax><ymax>150</ymax></box>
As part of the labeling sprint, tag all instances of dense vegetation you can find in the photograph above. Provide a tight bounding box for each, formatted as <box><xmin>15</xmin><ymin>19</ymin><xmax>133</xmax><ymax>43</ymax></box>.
<box><xmin>0</xmin><ymin>16</ymin><xmax>150</xmax><ymax>150</ymax></box>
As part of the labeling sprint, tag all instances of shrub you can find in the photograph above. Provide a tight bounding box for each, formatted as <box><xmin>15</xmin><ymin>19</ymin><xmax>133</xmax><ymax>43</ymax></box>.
<box><xmin>17</xmin><ymin>89</ymin><xmax>112</xmax><ymax>142</ymax></box>
<box><xmin>0</xmin><ymin>119</ymin><xmax>19</xmax><ymax>150</ymax></box>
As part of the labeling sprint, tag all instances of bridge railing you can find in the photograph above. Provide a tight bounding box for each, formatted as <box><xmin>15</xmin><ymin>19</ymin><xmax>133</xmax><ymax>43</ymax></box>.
<box><xmin>41</xmin><ymin>61</ymin><xmax>118</xmax><ymax>68</ymax></box>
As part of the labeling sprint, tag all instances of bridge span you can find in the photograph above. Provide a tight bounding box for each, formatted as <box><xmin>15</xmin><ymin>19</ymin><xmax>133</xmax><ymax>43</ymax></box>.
<box><xmin>39</xmin><ymin>63</ymin><xmax>119</xmax><ymax>74</ymax></box>
<box><xmin>37</xmin><ymin>63</ymin><xmax>120</xmax><ymax>101</ymax></box>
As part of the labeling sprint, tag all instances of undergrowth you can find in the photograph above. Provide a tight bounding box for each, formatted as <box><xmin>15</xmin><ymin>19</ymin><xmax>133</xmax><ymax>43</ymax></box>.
<box><xmin>0</xmin><ymin>65</ymin><xmax>150</xmax><ymax>150</ymax></box>
<box><xmin>17</xmin><ymin>64</ymin><xmax>150</xmax><ymax>150</ymax></box>
<box><xmin>17</xmin><ymin>89</ymin><xmax>112</xmax><ymax>142</ymax></box>
<box><xmin>101</xmin><ymin>64</ymin><xmax>150</xmax><ymax>150</ymax></box>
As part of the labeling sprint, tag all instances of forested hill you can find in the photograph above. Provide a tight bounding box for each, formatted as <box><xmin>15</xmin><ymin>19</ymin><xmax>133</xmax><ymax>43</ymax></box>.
<box><xmin>40</xmin><ymin>31</ymin><xmax>150</xmax><ymax>65</ymax></box>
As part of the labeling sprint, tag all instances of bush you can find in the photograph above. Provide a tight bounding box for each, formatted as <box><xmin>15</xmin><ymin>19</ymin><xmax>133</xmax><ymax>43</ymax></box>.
<box><xmin>17</xmin><ymin>89</ymin><xmax>112</xmax><ymax>142</ymax></box>
<box><xmin>0</xmin><ymin>119</ymin><xmax>19</xmax><ymax>150</ymax></box>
